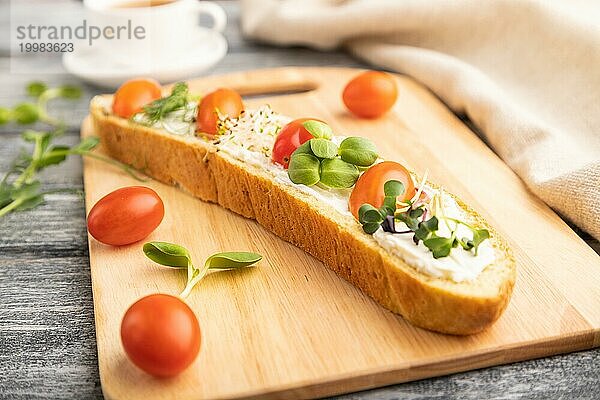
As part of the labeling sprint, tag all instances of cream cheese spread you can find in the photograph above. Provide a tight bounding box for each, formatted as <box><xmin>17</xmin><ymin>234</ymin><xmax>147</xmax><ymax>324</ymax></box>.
<box><xmin>372</xmin><ymin>192</ymin><xmax>495</xmax><ymax>282</ymax></box>
<box><xmin>118</xmin><ymin>99</ymin><xmax>495</xmax><ymax>282</ymax></box>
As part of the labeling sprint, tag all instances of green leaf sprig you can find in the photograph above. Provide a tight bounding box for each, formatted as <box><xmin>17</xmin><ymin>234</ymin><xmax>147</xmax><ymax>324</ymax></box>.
<box><xmin>140</xmin><ymin>82</ymin><xmax>194</xmax><ymax>123</ymax></box>
<box><xmin>143</xmin><ymin>241</ymin><xmax>262</xmax><ymax>298</ymax></box>
<box><xmin>358</xmin><ymin>180</ymin><xmax>405</xmax><ymax>233</ymax></box>
<box><xmin>0</xmin><ymin>81</ymin><xmax>82</xmax><ymax>127</ymax></box>
<box><xmin>358</xmin><ymin>179</ymin><xmax>490</xmax><ymax>259</ymax></box>
<box><xmin>423</xmin><ymin>189</ymin><xmax>490</xmax><ymax>257</ymax></box>
<box><xmin>0</xmin><ymin>81</ymin><xmax>147</xmax><ymax>220</ymax></box>
<box><xmin>0</xmin><ymin>131</ymin><xmax>145</xmax><ymax>218</ymax></box>
<box><xmin>287</xmin><ymin>120</ymin><xmax>379</xmax><ymax>189</ymax></box>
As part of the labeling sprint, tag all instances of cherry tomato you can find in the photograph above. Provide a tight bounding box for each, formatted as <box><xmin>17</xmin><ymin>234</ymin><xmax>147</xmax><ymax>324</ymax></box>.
<box><xmin>87</xmin><ymin>186</ymin><xmax>164</xmax><ymax>246</ymax></box>
<box><xmin>271</xmin><ymin>118</ymin><xmax>319</xmax><ymax>168</ymax></box>
<box><xmin>349</xmin><ymin>161</ymin><xmax>415</xmax><ymax>219</ymax></box>
<box><xmin>112</xmin><ymin>78</ymin><xmax>162</xmax><ymax>118</ymax></box>
<box><xmin>197</xmin><ymin>88</ymin><xmax>244</xmax><ymax>135</ymax></box>
<box><xmin>121</xmin><ymin>294</ymin><xmax>201</xmax><ymax>378</ymax></box>
<box><xmin>342</xmin><ymin>71</ymin><xmax>398</xmax><ymax>118</ymax></box>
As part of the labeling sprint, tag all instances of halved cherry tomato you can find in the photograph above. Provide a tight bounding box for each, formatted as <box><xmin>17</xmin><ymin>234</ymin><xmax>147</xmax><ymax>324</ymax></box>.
<box><xmin>112</xmin><ymin>78</ymin><xmax>162</xmax><ymax>118</ymax></box>
<box><xmin>342</xmin><ymin>71</ymin><xmax>398</xmax><ymax>119</ymax></box>
<box><xmin>349</xmin><ymin>161</ymin><xmax>415</xmax><ymax>219</ymax></box>
<box><xmin>271</xmin><ymin>118</ymin><xmax>320</xmax><ymax>168</ymax></box>
<box><xmin>197</xmin><ymin>88</ymin><xmax>244</xmax><ymax>135</ymax></box>
<box><xmin>121</xmin><ymin>294</ymin><xmax>201</xmax><ymax>378</ymax></box>
<box><xmin>87</xmin><ymin>186</ymin><xmax>164</xmax><ymax>246</ymax></box>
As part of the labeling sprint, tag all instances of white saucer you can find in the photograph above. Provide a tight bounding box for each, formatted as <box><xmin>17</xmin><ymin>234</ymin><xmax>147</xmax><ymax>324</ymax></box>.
<box><xmin>63</xmin><ymin>28</ymin><xmax>227</xmax><ymax>89</ymax></box>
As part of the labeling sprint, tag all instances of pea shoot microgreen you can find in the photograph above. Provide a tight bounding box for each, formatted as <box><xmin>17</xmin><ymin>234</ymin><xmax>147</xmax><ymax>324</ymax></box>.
<box><xmin>0</xmin><ymin>81</ymin><xmax>147</xmax><ymax>220</ymax></box>
<box><xmin>358</xmin><ymin>178</ymin><xmax>490</xmax><ymax>259</ymax></box>
<box><xmin>288</xmin><ymin>120</ymin><xmax>379</xmax><ymax>189</ymax></box>
<box><xmin>0</xmin><ymin>81</ymin><xmax>82</xmax><ymax>127</ymax></box>
<box><xmin>143</xmin><ymin>241</ymin><xmax>262</xmax><ymax>298</ymax></box>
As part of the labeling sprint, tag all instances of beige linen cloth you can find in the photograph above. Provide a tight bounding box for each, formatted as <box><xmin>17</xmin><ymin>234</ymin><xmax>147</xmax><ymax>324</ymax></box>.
<box><xmin>241</xmin><ymin>0</ymin><xmax>600</xmax><ymax>240</ymax></box>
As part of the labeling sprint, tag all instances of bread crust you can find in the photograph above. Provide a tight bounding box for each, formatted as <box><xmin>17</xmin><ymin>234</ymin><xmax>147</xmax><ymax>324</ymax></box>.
<box><xmin>89</xmin><ymin>97</ymin><xmax>516</xmax><ymax>335</ymax></box>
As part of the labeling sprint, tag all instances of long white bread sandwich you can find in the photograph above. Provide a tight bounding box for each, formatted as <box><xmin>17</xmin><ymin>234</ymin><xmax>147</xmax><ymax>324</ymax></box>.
<box><xmin>89</xmin><ymin>79</ymin><xmax>516</xmax><ymax>335</ymax></box>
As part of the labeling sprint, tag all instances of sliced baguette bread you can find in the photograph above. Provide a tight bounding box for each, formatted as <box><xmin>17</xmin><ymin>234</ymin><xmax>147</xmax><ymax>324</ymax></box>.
<box><xmin>89</xmin><ymin>95</ymin><xmax>516</xmax><ymax>335</ymax></box>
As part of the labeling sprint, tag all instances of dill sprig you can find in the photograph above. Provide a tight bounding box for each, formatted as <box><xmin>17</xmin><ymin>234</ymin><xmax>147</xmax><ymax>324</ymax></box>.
<box><xmin>141</xmin><ymin>82</ymin><xmax>190</xmax><ymax>123</ymax></box>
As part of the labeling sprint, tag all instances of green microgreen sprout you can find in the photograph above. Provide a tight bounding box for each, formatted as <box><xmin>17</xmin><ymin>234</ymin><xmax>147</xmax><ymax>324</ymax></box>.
<box><xmin>309</xmin><ymin>138</ymin><xmax>338</xmax><ymax>159</ymax></box>
<box><xmin>302</xmin><ymin>120</ymin><xmax>333</xmax><ymax>139</ymax></box>
<box><xmin>0</xmin><ymin>81</ymin><xmax>147</xmax><ymax>220</ymax></box>
<box><xmin>143</xmin><ymin>241</ymin><xmax>262</xmax><ymax>298</ymax></box>
<box><xmin>287</xmin><ymin>121</ymin><xmax>379</xmax><ymax>189</ymax></box>
<box><xmin>358</xmin><ymin>179</ymin><xmax>405</xmax><ymax>233</ymax></box>
<box><xmin>319</xmin><ymin>158</ymin><xmax>359</xmax><ymax>188</ymax></box>
<box><xmin>19</xmin><ymin>81</ymin><xmax>82</xmax><ymax>126</ymax></box>
<box><xmin>358</xmin><ymin>176</ymin><xmax>490</xmax><ymax>259</ymax></box>
<box><xmin>0</xmin><ymin>80</ymin><xmax>81</xmax><ymax>126</ymax></box>
<box><xmin>288</xmin><ymin>153</ymin><xmax>321</xmax><ymax>186</ymax></box>
<box><xmin>338</xmin><ymin>136</ymin><xmax>378</xmax><ymax>167</ymax></box>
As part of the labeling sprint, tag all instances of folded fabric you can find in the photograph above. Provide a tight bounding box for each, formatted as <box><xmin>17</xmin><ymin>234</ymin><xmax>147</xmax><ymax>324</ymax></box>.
<box><xmin>241</xmin><ymin>0</ymin><xmax>600</xmax><ymax>240</ymax></box>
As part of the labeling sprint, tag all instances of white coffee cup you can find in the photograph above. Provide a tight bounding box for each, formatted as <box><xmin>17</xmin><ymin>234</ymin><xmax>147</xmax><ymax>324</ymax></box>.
<box><xmin>82</xmin><ymin>0</ymin><xmax>226</xmax><ymax>65</ymax></box>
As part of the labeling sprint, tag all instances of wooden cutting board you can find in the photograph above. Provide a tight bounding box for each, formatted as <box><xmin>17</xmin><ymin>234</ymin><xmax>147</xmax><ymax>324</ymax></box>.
<box><xmin>81</xmin><ymin>67</ymin><xmax>600</xmax><ymax>400</ymax></box>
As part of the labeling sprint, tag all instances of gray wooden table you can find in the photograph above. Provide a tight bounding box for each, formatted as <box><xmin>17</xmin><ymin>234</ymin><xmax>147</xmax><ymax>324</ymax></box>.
<box><xmin>1</xmin><ymin>1</ymin><xmax>598</xmax><ymax>399</ymax></box>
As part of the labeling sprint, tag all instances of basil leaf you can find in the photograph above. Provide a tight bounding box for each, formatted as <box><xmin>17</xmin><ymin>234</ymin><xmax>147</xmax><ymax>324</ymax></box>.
<box><xmin>205</xmin><ymin>252</ymin><xmax>262</xmax><ymax>269</ymax></box>
<box><xmin>302</xmin><ymin>120</ymin><xmax>333</xmax><ymax>139</ymax></box>
<box><xmin>143</xmin><ymin>241</ymin><xmax>191</xmax><ymax>268</ymax></box>
<box><xmin>309</xmin><ymin>138</ymin><xmax>338</xmax><ymax>159</ymax></box>
<box><xmin>288</xmin><ymin>153</ymin><xmax>320</xmax><ymax>186</ymax></box>
<box><xmin>319</xmin><ymin>158</ymin><xmax>359</xmax><ymax>188</ymax></box>
<box><xmin>338</xmin><ymin>137</ymin><xmax>378</xmax><ymax>167</ymax></box>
